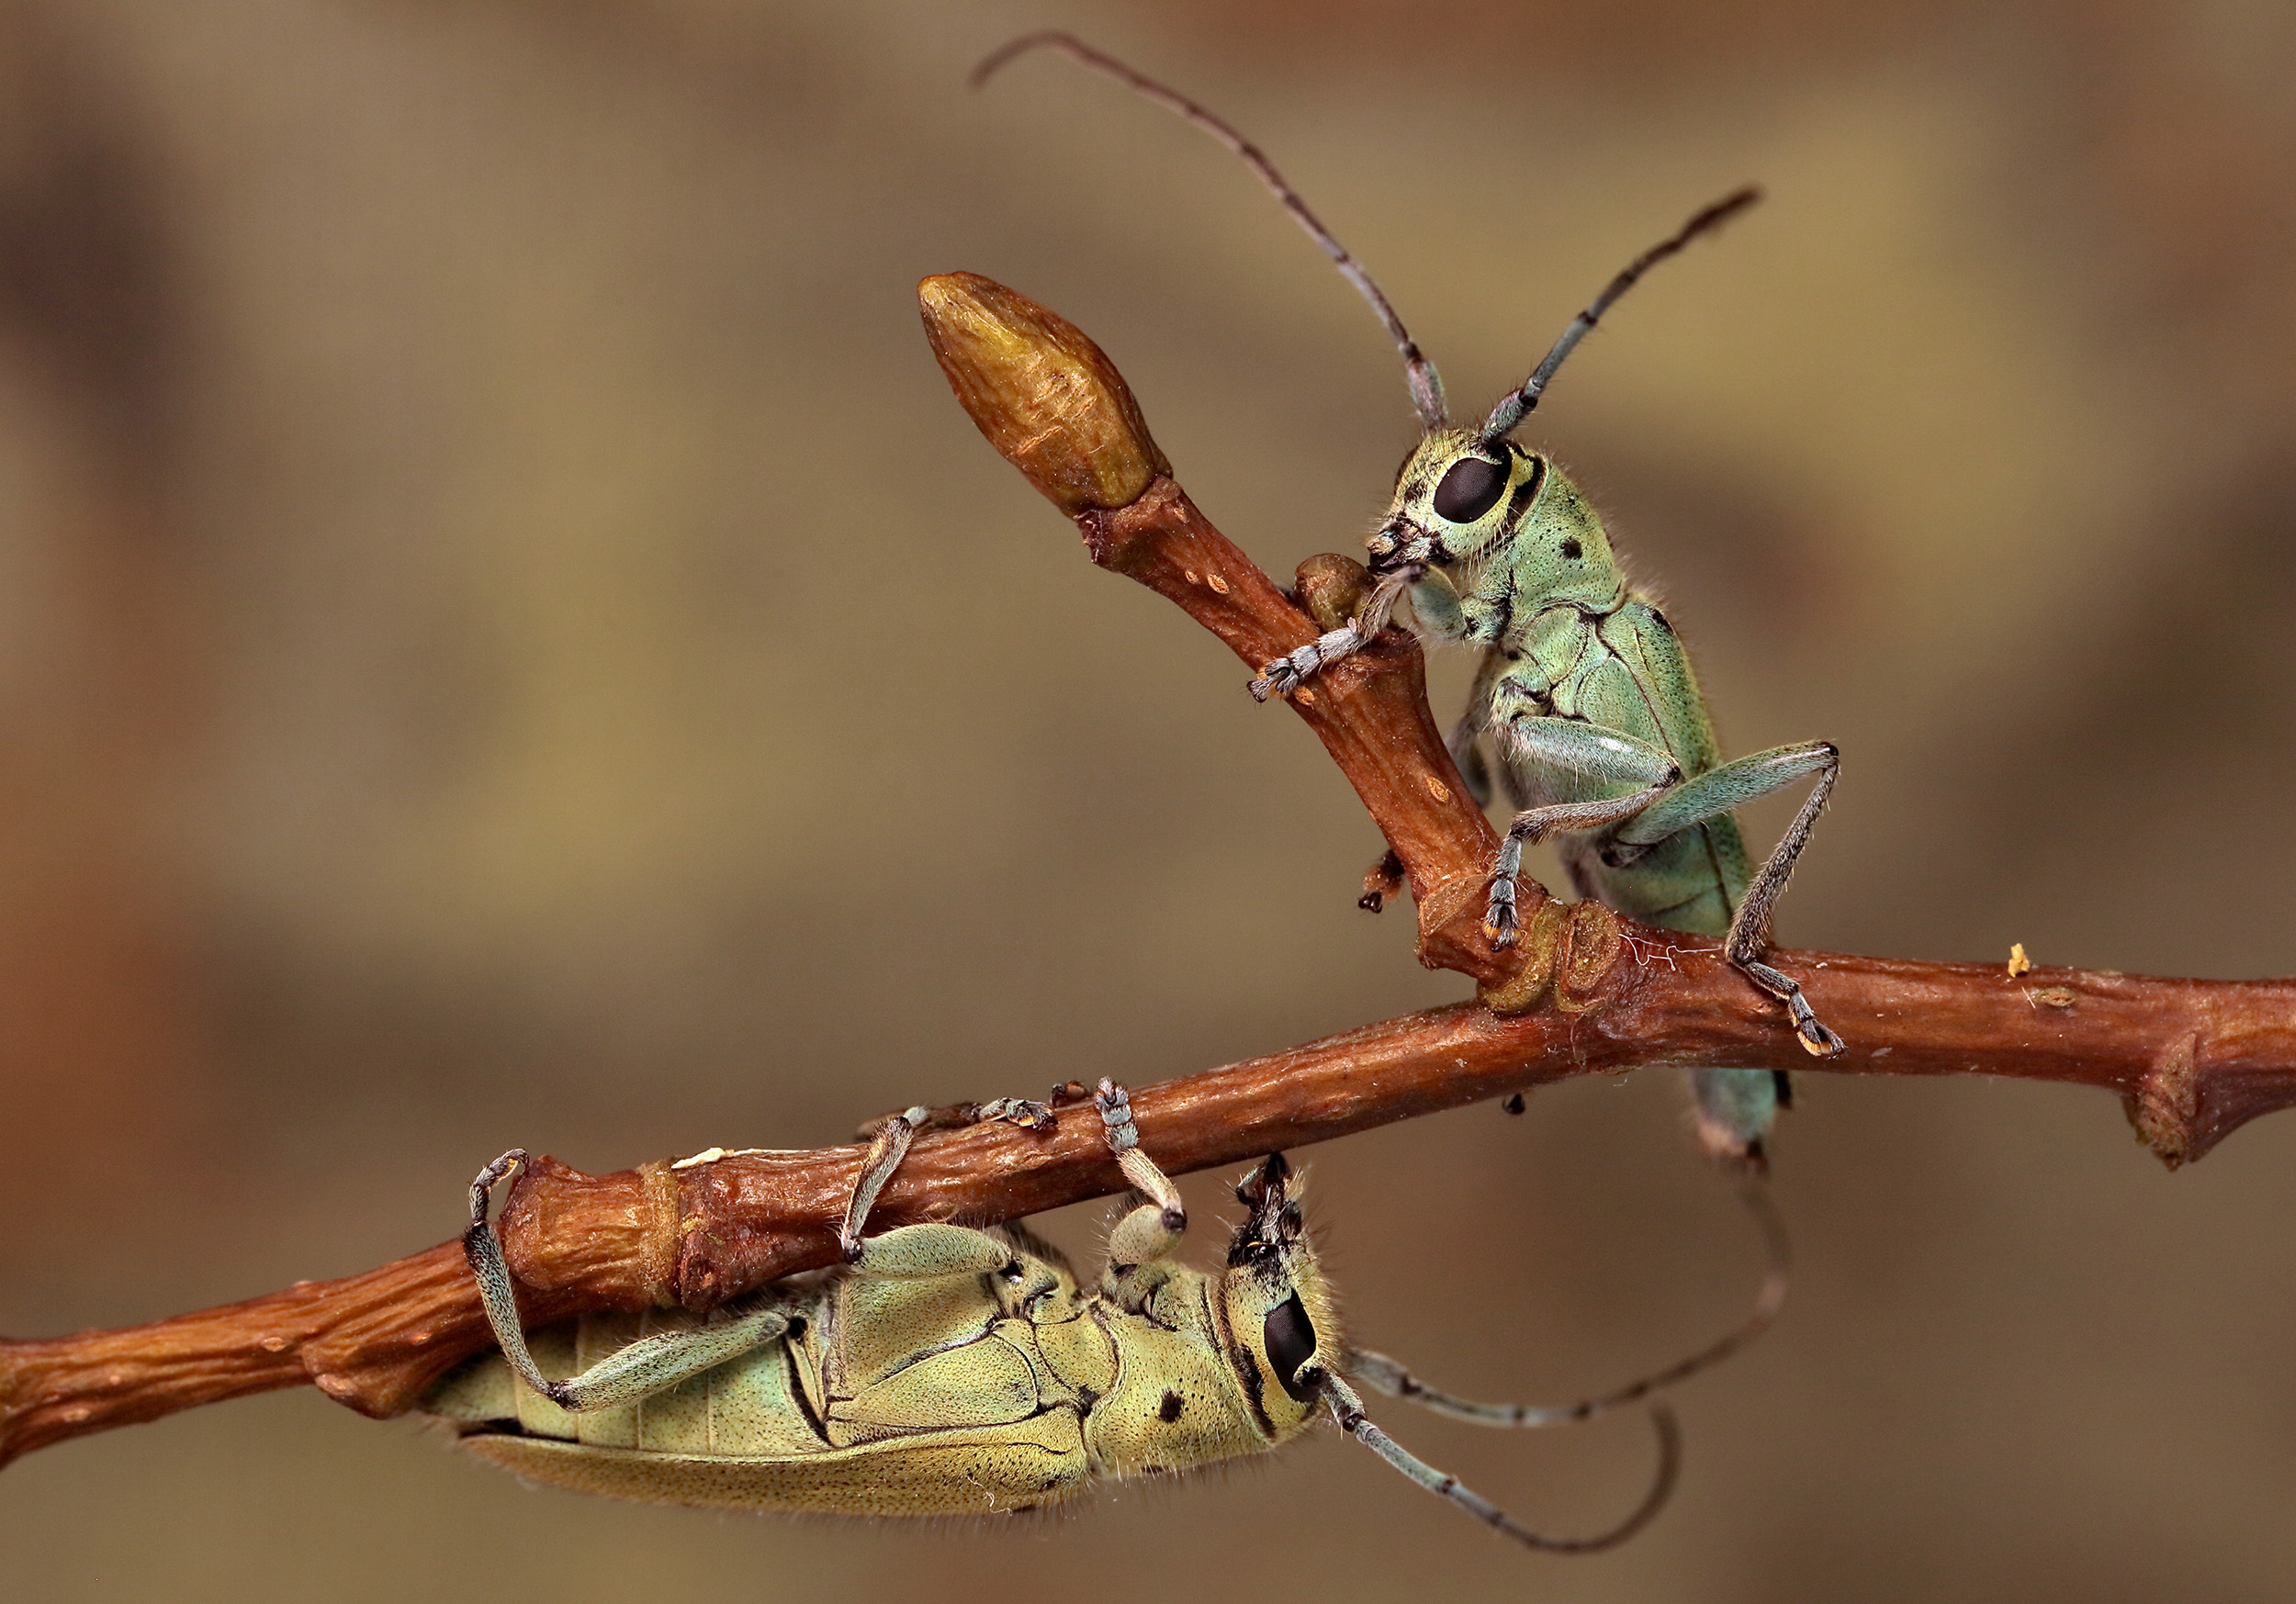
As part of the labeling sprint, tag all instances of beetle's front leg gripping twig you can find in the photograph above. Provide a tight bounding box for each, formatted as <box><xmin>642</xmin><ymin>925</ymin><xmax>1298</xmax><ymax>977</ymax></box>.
<box><xmin>1251</xmin><ymin>622</ymin><xmax>1369</xmax><ymax>701</ymax></box>
<box><xmin>1097</xmin><ymin>1079</ymin><xmax>1187</xmax><ymax>1268</ymax></box>
<box><xmin>1249</xmin><ymin>570</ymin><xmax>1412</xmax><ymax>701</ymax></box>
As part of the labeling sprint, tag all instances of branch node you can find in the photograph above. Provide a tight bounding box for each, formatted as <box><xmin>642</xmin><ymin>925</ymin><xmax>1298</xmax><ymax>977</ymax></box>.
<box><xmin>1293</xmin><ymin>552</ymin><xmax>1369</xmax><ymax>632</ymax></box>
<box><xmin>1558</xmin><ymin>901</ymin><xmax>1625</xmax><ymax>1014</ymax></box>
<box><xmin>1474</xmin><ymin>896</ymin><xmax>1570</xmax><ymax>1013</ymax></box>
<box><xmin>639</xmin><ymin>1161</ymin><xmax>684</xmax><ymax>1307</ymax></box>
<box><xmin>2127</xmin><ymin>1031</ymin><xmax>2202</xmax><ymax>1169</ymax></box>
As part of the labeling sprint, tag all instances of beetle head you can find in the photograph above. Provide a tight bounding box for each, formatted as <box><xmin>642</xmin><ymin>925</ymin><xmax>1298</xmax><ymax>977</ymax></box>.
<box><xmin>1372</xmin><ymin>430</ymin><xmax>1621</xmax><ymax>613</ymax></box>
<box><xmin>1219</xmin><ymin>1153</ymin><xmax>1341</xmax><ymax>1442</ymax></box>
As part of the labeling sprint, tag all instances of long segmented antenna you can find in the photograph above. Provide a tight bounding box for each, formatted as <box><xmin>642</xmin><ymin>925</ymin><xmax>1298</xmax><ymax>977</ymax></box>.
<box><xmin>1347</xmin><ymin>1182</ymin><xmax>1790</xmax><ymax>1428</ymax></box>
<box><xmin>972</xmin><ymin>31</ymin><xmax>1447</xmax><ymax>430</ymax></box>
<box><xmin>1479</xmin><ymin>185</ymin><xmax>1761</xmax><ymax>445</ymax></box>
<box><xmin>1317</xmin><ymin>1369</ymin><xmax>1681</xmax><ymax>1553</ymax></box>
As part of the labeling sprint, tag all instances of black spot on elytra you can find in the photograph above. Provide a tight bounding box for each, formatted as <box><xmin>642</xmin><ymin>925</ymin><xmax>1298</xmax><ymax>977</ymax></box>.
<box><xmin>1560</xmin><ymin>537</ymin><xmax>1582</xmax><ymax>560</ymax></box>
<box><xmin>1158</xmin><ymin>1390</ymin><xmax>1184</xmax><ymax>1423</ymax></box>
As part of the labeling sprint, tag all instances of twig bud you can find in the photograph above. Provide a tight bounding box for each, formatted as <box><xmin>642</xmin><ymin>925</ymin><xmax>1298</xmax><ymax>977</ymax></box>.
<box><xmin>1293</xmin><ymin>553</ymin><xmax>1371</xmax><ymax>632</ymax></box>
<box><xmin>919</xmin><ymin>272</ymin><xmax>1169</xmax><ymax>514</ymax></box>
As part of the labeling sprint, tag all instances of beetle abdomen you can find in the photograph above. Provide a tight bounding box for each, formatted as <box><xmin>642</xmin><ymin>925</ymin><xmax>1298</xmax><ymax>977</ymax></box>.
<box><xmin>456</xmin><ymin>1422</ymin><xmax>1092</xmax><ymax>1516</ymax></box>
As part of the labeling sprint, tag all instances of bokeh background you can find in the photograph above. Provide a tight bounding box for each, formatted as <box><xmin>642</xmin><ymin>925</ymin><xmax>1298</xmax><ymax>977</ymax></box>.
<box><xmin>3</xmin><ymin>1</ymin><xmax>2294</xmax><ymax>1598</ymax></box>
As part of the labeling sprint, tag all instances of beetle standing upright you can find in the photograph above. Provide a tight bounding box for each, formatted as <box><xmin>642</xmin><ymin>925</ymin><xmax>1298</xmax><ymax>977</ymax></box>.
<box><xmin>976</xmin><ymin>34</ymin><xmax>1846</xmax><ymax>1166</ymax></box>
<box><xmin>432</xmin><ymin>1082</ymin><xmax>1787</xmax><ymax>1542</ymax></box>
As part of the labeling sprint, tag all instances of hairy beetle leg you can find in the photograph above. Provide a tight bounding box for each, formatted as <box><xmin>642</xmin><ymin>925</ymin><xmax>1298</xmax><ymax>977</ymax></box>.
<box><xmin>841</xmin><ymin>1107</ymin><xmax>930</xmax><ymax>1260</ymax></box>
<box><xmin>1480</xmin><ymin>775</ymin><xmax>1679</xmax><ymax>948</ymax></box>
<box><xmin>1359</xmin><ymin>848</ymin><xmax>1406</xmax><ymax>913</ymax></box>
<box><xmin>1484</xmin><ymin>877</ymin><xmax>1522</xmax><ymax>947</ymax></box>
<box><xmin>1249</xmin><ymin>570</ymin><xmax>1418</xmax><ymax>701</ymax></box>
<box><xmin>1096</xmin><ymin>1079</ymin><xmax>1188</xmax><ymax>1268</ymax></box>
<box><xmin>1739</xmin><ymin>959</ymin><xmax>1845</xmax><ymax>1057</ymax></box>
<box><xmin>850</xmin><ymin>1094</ymin><xmax>1060</xmax><ymax>1142</ymax></box>
<box><xmin>841</xmin><ymin>1094</ymin><xmax>1068</xmax><ymax>1261</ymax></box>
<box><xmin>461</xmin><ymin>1149</ymin><xmax>797</xmax><ymax>1414</ymax></box>
<box><xmin>1251</xmin><ymin>623</ymin><xmax>1364</xmax><ymax>701</ymax></box>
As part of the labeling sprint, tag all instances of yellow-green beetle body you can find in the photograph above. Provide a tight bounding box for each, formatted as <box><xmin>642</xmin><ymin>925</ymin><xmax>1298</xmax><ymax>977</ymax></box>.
<box><xmin>433</xmin><ymin>1083</ymin><xmax>1698</xmax><ymax>1547</ymax></box>
<box><xmin>424</xmin><ymin>1203</ymin><xmax>1330</xmax><ymax>1518</ymax></box>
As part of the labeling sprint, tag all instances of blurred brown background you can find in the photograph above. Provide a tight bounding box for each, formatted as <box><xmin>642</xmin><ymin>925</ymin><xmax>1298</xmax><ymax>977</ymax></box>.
<box><xmin>3</xmin><ymin>0</ymin><xmax>2294</xmax><ymax>1598</ymax></box>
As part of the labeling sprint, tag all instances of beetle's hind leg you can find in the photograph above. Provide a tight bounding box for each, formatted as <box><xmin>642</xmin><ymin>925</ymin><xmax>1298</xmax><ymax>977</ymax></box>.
<box><xmin>1611</xmin><ymin>739</ymin><xmax>1845</xmax><ymax>1057</ymax></box>
<box><xmin>460</xmin><ymin>1097</ymin><xmax>1056</xmax><ymax>1412</ymax></box>
<box><xmin>462</xmin><ymin>1153</ymin><xmax>793</xmax><ymax>1413</ymax></box>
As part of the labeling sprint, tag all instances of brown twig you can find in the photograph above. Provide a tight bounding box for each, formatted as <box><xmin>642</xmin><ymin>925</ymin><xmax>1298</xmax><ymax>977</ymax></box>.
<box><xmin>6</xmin><ymin>271</ymin><xmax>2295</xmax><ymax>1472</ymax></box>
<box><xmin>917</xmin><ymin>273</ymin><xmax>1522</xmax><ymax>982</ymax></box>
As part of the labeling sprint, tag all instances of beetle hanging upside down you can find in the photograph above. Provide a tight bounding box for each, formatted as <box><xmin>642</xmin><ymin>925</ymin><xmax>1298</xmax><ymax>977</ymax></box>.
<box><xmin>429</xmin><ymin>1084</ymin><xmax>1784</xmax><ymax>1547</ymax></box>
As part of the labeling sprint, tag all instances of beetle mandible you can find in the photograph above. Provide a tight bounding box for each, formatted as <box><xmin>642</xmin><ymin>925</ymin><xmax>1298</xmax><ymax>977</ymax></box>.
<box><xmin>431</xmin><ymin>1082</ymin><xmax>1784</xmax><ymax>1542</ymax></box>
<box><xmin>974</xmin><ymin>34</ymin><xmax>1846</xmax><ymax>1167</ymax></box>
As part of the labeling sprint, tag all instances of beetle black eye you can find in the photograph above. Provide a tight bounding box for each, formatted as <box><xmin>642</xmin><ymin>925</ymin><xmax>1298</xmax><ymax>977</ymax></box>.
<box><xmin>1431</xmin><ymin>454</ymin><xmax>1508</xmax><ymax>523</ymax></box>
<box><xmin>1263</xmin><ymin>1294</ymin><xmax>1319</xmax><ymax>1403</ymax></box>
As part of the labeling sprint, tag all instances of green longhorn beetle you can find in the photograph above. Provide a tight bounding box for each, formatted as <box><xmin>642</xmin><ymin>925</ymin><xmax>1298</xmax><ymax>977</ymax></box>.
<box><xmin>976</xmin><ymin>35</ymin><xmax>1845</xmax><ymax>1166</ymax></box>
<box><xmin>431</xmin><ymin>1083</ymin><xmax>1785</xmax><ymax>1542</ymax></box>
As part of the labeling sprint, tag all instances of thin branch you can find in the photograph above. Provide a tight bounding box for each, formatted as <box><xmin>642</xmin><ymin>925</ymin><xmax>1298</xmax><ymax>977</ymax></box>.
<box><xmin>916</xmin><ymin>272</ymin><xmax>1518</xmax><ymax>981</ymax></box>
<box><xmin>7</xmin><ymin>271</ymin><xmax>2295</xmax><ymax>1473</ymax></box>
